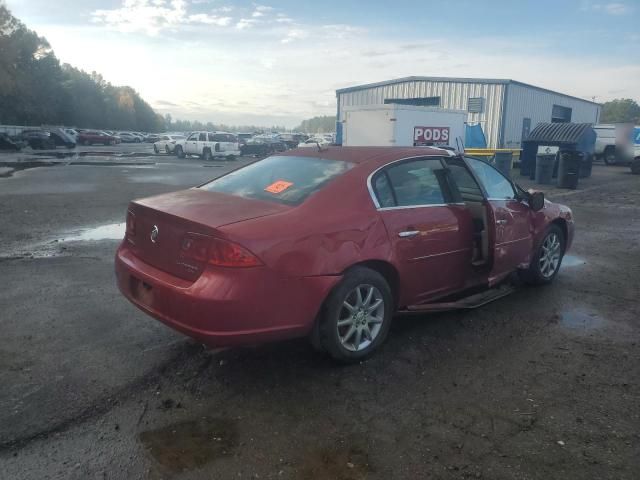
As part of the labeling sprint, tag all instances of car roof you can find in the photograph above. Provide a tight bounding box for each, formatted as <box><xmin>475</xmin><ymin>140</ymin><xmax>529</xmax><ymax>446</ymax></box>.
<box><xmin>280</xmin><ymin>146</ymin><xmax>455</xmax><ymax>166</ymax></box>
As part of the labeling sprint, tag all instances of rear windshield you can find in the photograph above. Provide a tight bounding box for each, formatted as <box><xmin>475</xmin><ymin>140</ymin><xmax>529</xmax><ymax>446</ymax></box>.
<box><xmin>199</xmin><ymin>155</ymin><xmax>353</xmax><ymax>205</ymax></box>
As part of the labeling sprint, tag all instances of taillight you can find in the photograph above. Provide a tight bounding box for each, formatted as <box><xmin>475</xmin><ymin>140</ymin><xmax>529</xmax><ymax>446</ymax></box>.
<box><xmin>180</xmin><ymin>233</ymin><xmax>210</xmax><ymax>263</ymax></box>
<box><xmin>179</xmin><ymin>234</ymin><xmax>262</xmax><ymax>268</ymax></box>
<box><xmin>126</xmin><ymin>210</ymin><xmax>136</xmax><ymax>237</ymax></box>
<box><xmin>209</xmin><ymin>237</ymin><xmax>262</xmax><ymax>267</ymax></box>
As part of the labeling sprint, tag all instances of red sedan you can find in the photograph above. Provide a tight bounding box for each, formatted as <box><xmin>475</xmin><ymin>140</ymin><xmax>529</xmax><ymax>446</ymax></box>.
<box><xmin>115</xmin><ymin>147</ymin><xmax>574</xmax><ymax>361</ymax></box>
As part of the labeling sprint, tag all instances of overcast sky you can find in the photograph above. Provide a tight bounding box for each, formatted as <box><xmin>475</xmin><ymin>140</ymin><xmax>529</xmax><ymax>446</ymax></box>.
<box><xmin>6</xmin><ymin>0</ymin><xmax>639</xmax><ymax>127</ymax></box>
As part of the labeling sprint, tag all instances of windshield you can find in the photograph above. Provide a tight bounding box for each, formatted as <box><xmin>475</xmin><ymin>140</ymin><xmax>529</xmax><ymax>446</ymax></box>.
<box><xmin>199</xmin><ymin>155</ymin><xmax>353</xmax><ymax>205</ymax></box>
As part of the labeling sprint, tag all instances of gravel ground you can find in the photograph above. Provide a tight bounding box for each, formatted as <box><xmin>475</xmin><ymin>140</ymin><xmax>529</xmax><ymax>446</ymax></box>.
<box><xmin>0</xmin><ymin>148</ymin><xmax>638</xmax><ymax>480</ymax></box>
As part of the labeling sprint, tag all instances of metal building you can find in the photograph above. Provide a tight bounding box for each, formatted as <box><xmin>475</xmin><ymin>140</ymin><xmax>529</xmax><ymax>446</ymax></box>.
<box><xmin>335</xmin><ymin>76</ymin><xmax>601</xmax><ymax>149</ymax></box>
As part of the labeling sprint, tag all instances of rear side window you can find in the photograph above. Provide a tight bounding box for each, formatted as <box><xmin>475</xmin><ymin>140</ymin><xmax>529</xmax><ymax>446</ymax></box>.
<box><xmin>198</xmin><ymin>133</ymin><xmax>207</xmax><ymax>141</ymax></box>
<box><xmin>200</xmin><ymin>155</ymin><xmax>353</xmax><ymax>206</ymax></box>
<box><xmin>372</xmin><ymin>158</ymin><xmax>447</xmax><ymax>208</ymax></box>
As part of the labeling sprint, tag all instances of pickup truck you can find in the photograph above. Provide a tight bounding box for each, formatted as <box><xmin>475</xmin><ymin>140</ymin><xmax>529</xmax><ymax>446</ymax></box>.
<box><xmin>174</xmin><ymin>131</ymin><xmax>241</xmax><ymax>160</ymax></box>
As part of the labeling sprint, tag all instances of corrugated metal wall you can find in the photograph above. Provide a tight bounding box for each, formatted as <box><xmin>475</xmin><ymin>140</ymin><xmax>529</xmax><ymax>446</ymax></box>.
<box><xmin>337</xmin><ymin>80</ymin><xmax>506</xmax><ymax>148</ymax></box>
<box><xmin>502</xmin><ymin>83</ymin><xmax>601</xmax><ymax>149</ymax></box>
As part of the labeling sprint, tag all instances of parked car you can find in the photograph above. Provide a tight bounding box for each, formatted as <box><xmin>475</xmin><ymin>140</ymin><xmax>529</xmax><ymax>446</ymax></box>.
<box><xmin>236</xmin><ymin>133</ymin><xmax>253</xmax><ymax>145</ymax></box>
<box><xmin>240</xmin><ymin>137</ymin><xmax>287</xmax><ymax>157</ymax></box>
<box><xmin>77</xmin><ymin>130</ymin><xmax>118</xmax><ymax>145</ymax></box>
<box><xmin>115</xmin><ymin>147</ymin><xmax>574</xmax><ymax>362</ymax></box>
<box><xmin>131</xmin><ymin>132</ymin><xmax>145</xmax><ymax>142</ymax></box>
<box><xmin>20</xmin><ymin>129</ymin><xmax>56</xmax><ymax>149</ymax></box>
<box><xmin>145</xmin><ymin>133</ymin><xmax>161</xmax><ymax>143</ymax></box>
<box><xmin>64</xmin><ymin>128</ymin><xmax>79</xmax><ymax>143</ymax></box>
<box><xmin>277</xmin><ymin>133</ymin><xmax>307</xmax><ymax>149</ymax></box>
<box><xmin>0</xmin><ymin>132</ymin><xmax>21</xmax><ymax>151</ymax></box>
<box><xmin>153</xmin><ymin>134</ymin><xmax>186</xmax><ymax>154</ymax></box>
<box><xmin>117</xmin><ymin>132</ymin><xmax>141</xmax><ymax>143</ymax></box>
<box><xmin>174</xmin><ymin>131</ymin><xmax>240</xmax><ymax>160</ymax></box>
<box><xmin>297</xmin><ymin>137</ymin><xmax>332</xmax><ymax>149</ymax></box>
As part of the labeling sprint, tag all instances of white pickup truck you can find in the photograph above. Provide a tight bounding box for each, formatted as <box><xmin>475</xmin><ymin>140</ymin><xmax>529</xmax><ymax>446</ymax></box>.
<box><xmin>174</xmin><ymin>131</ymin><xmax>241</xmax><ymax>160</ymax></box>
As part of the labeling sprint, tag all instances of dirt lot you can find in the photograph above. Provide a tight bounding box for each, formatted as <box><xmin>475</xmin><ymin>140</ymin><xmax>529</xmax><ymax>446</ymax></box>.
<box><xmin>0</xmin><ymin>149</ymin><xmax>638</xmax><ymax>479</ymax></box>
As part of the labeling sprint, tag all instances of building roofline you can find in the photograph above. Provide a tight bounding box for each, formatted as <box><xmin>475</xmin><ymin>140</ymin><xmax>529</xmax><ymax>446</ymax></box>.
<box><xmin>335</xmin><ymin>76</ymin><xmax>601</xmax><ymax>106</ymax></box>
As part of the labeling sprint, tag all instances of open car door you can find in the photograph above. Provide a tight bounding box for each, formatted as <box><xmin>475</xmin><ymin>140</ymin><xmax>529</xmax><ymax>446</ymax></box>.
<box><xmin>462</xmin><ymin>157</ymin><xmax>533</xmax><ymax>284</ymax></box>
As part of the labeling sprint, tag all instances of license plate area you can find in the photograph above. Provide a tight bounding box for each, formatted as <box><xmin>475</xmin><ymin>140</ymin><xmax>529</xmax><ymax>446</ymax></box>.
<box><xmin>130</xmin><ymin>276</ymin><xmax>154</xmax><ymax>307</ymax></box>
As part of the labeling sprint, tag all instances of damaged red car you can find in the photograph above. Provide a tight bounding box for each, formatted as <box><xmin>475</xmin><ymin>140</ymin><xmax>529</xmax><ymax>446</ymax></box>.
<box><xmin>115</xmin><ymin>147</ymin><xmax>574</xmax><ymax>361</ymax></box>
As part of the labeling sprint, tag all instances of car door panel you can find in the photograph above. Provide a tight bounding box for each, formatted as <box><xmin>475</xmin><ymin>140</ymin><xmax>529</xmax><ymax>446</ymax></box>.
<box><xmin>380</xmin><ymin>206</ymin><xmax>473</xmax><ymax>305</ymax></box>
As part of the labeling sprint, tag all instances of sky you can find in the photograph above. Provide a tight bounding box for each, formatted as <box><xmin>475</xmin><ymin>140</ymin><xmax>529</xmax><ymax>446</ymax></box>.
<box><xmin>5</xmin><ymin>0</ymin><xmax>640</xmax><ymax>127</ymax></box>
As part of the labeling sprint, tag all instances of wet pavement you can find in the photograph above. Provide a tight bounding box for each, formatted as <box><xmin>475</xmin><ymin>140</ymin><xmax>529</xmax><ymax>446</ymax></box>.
<box><xmin>0</xmin><ymin>155</ymin><xmax>638</xmax><ymax>479</ymax></box>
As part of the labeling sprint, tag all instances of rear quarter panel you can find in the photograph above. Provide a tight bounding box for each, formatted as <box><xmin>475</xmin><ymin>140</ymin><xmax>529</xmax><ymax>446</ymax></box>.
<box><xmin>219</xmin><ymin>164</ymin><xmax>392</xmax><ymax>277</ymax></box>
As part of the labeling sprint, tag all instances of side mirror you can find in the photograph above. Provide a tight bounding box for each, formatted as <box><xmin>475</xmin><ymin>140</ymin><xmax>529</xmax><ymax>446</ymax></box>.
<box><xmin>529</xmin><ymin>191</ymin><xmax>545</xmax><ymax>211</ymax></box>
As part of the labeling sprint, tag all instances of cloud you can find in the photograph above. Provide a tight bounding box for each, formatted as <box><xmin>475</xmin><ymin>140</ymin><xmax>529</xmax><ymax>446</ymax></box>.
<box><xmin>581</xmin><ymin>1</ymin><xmax>632</xmax><ymax>15</ymax></box>
<box><xmin>235</xmin><ymin>18</ymin><xmax>257</xmax><ymax>30</ymax></box>
<box><xmin>281</xmin><ymin>28</ymin><xmax>308</xmax><ymax>44</ymax></box>
<box><xmin>91</xmin><ymin>0</ymin><xmax>235</xmax><ymax>34</ymax></box>
<box><xmin>188</xmin><ymin>13</ymin><xmax>232</xmax><ymax>26</ymax></box>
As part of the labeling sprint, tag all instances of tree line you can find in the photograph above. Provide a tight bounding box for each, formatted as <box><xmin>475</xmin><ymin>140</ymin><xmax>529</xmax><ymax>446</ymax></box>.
<box><xmin>0</xmin><ymin>5</ymin><xmax>164</xmax><ymax>132</ymax></box>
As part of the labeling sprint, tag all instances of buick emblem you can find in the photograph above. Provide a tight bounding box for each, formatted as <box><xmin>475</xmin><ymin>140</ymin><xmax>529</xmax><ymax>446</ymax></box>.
<box><xmin>150</xmin><ymin>225</ymin><xmax>159</xmax><ymax>243</ymax></box>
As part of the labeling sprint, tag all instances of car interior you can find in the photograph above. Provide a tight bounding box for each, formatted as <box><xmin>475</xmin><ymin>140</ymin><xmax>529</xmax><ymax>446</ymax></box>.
<box><xmin>444</xmin><ymin>158</ymin><xmax>491</xmax><ymax>266</ymax></box>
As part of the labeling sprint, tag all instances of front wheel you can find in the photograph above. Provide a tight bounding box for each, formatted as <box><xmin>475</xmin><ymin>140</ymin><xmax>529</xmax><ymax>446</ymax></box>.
<box><xmin>153</xmin><ymin>145</ymin><xmax>159</xmax><ymax>154</ymax></box>
<box><xmin>319</xmin><ymin>267</ymin><xmax>393</xmax><ymax>362</ymax></box>
<box><xmin>520</xmin><ymin>225</ymin><xmax>565</xmax><ymax>285</ymax></box>
<box><xmin>175</xmin><ymin>145</ymin><xmax>185</xmax><ymax>159</ymax></box>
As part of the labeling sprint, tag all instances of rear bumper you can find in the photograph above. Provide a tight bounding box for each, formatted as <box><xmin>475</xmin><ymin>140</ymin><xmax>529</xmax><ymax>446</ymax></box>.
<box><xmin>115</xmin><ymin>243</ymin><xmax>340</xmax><ymax>347</ymax></box>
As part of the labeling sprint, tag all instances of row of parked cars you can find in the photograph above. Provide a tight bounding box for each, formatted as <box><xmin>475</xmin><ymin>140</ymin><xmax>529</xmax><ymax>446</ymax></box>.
<box><xmin>153</xmin><ymin>131</ymin><xmax>337</xmax><ymax>160</ymax></box>
<box><xmin>0</xmin><ymin>127</ymin><xmax>169</xmax><ymax>151</ymax></box>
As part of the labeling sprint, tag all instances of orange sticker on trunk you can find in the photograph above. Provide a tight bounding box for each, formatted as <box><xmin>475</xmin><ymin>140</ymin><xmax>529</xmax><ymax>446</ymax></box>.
<box><xmin>264</xmin><ymin>180</ymin><xmax>293</xmax><ymax>194</ymax></box>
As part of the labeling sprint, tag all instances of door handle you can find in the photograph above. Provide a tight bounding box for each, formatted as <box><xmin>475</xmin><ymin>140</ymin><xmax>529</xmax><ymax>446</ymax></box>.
<box><xmin>496</xmin><ymin>219</ymin><xmax>507</xmax><ymax>225</ymax></box>
<box><xmin>398</xmin><ymin>230</ymin><xmax>420</xmax><ymax>238</ymax></box>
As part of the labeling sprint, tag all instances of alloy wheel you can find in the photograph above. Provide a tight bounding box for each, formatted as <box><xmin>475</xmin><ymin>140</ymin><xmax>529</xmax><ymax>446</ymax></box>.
<box><xmin>539</xmin><ymin>232</ymin><xmax>562</xmax><ymax>278</ymax></box>
<box><xmin>337</xmin><ymin>284</ymin><xmax>385</xmax><ymax>352</ymax></box>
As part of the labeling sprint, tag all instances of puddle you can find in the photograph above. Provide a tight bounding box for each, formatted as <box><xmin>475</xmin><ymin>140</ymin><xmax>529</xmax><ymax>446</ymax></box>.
<box><xmin>62</xmin><ymin>223</ymin><xmax>125</xmax><ymax>242</ymax></box>
<box><xmin>559</xmin><ymin>309</ymin><xmax>607</xmax><ymax>332</ymax></box>
<box><xmin>139</xmin><ymin>417</ymin><xmax>237</xmax><ymax>472</ymax></box>
<box><xmin>562</xmin><ymin>255</ymin><xmax>586</xmax><ymax>268</ymax></box>
<box><xmin>0</xmin><ymin>161</ymin><xmax>63</xmax><ymax>177</ymax></box>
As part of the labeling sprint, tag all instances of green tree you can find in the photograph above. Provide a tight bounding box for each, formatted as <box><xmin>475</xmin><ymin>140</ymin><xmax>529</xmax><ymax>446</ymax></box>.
<box><xmin>601</xmin><ymin>99</ymin><xmax>640</xmax><ymax>124</ymax></box>
<box><xmin>0</xmin><ymin>4</ymin><xmax>166</xmax><ymax>132</ymax></box>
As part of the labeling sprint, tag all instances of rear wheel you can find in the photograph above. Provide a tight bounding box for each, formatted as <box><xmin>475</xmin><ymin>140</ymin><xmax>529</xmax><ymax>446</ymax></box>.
<box><xmin>520</xmin><ymin>225</ymin><xmax>565</xmax><ymax>285</ymax></box>
<box><xmin>603</xmin><ymin>147</ymin><xmax>616</xmax><ymax>165</ymax></box>
<box><xmin>175</xmin><ymin>145</ymin><xmax>185</xmax><ymax>159</ymax></box>
<box><xmin>319</xmin><ymin>267</ymin><xmax>393</xmax><ymax>362</ymax></box>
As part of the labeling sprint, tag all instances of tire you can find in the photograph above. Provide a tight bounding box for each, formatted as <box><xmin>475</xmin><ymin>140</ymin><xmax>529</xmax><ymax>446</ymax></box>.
<box><xmin>603</xmin><ymin>147</ymin><xmax>616</xmax><ymax>165</ymax></box>
<box><xmin>175</xmin><ymin>145</ymin><xmax>185</xmax><ymax>159</ymax></box>
<box><xmin>520</xmin><ymin>225</ymin><xmax>565</xmax><ymax>285</ymax></box>
<box><xmin>202</xmin><ymin>149</ymin><xmax>212</xmax><ymax>161</ymax></box>
<box><xmin>153</xmin><ymin>145</ymin><xmax>159</xmax><ymax>154</ymax></box>
<box><xmin>318</xmin><ymin>266</ymin><xmax>393</xmax><ymax>362</ymax></box>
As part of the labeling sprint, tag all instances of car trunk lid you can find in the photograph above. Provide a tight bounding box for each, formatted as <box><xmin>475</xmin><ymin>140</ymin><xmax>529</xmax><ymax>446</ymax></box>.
<box><xmin>126</xmin><ymin>188</ymin><xmax>288</xmax><ymax>281</ymax></box>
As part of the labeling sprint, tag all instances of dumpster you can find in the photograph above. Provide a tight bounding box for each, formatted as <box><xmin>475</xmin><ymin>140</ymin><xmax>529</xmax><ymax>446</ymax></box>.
<box><xmin>521</xmin><ymin>123</ymin><xmax>596</xmax><ymax>180</ymax></box>
<box><xmin>494</xmin><ymin>151</ymin><xmax>513</xmax><ymax>178</ymax></box>
<box><xmin>558</xmin><ymin>152</ymin><xmax>580</xmax><ymax>189</ymax></box>
<box><xmin>535</xmin><ymin>154</ymin><xmax>555</xmax><ymax>184</ymax></box>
